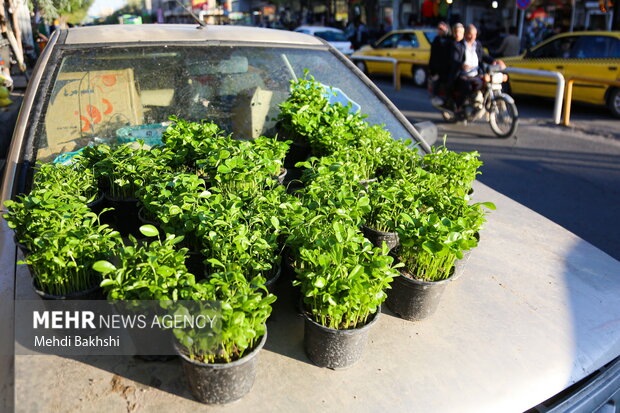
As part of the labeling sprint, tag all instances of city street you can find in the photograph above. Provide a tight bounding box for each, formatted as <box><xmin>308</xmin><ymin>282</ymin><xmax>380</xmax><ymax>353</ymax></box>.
<box><xmin>375</xmin><ymin>77</ymin><xmax>620</xmax><ymax>262</ymax></box>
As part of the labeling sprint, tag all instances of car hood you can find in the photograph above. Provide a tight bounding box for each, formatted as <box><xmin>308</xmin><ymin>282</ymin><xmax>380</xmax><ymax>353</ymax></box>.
<box><xmin>7</xmin><ymin>181</ymin><xmax>620</xmax><ymax>412</ymax></box>
<box><xmin>398</xmin><ymin>180</ymin><xmax>620</xmax><ymax>411</ymax></box>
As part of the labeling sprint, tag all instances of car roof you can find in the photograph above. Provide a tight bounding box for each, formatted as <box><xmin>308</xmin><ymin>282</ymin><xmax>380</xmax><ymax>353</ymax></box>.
<box><xmin>294</xmin><ymin>25</ymin><xmax>344</xmax><ymax>33</ymax></box>
<box><xmin>392</xmin><ymin>28</ymin><xmax>436</xmax><ymax>33</ymax></box>
<box><xmin>551</xmin><ymin>31</ymin><xmax>620</xmax><ymax>38</ymax></box>
<box><xmin>63</xmin><ymin>24</ymin><xmax>324</xmax><ymax>46</ymax></box>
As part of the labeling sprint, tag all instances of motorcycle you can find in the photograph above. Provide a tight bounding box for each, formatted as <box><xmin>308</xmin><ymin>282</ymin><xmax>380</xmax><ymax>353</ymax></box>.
<box><xmin>431</xmin><ymin>65</ymin><xmax>519</xmax><ymax>139</ymax></box>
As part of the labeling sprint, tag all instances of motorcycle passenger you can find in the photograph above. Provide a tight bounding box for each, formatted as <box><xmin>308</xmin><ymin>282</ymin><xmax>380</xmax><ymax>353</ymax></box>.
<box><xmin>451</xmin><ymin>24</ymin><xmax>504</xmax><ymax>117</ymax></box>
<box><xmin>428</xmin><ymin>21</ymin><xmax>451</xmax><ymax>105</ymax></box>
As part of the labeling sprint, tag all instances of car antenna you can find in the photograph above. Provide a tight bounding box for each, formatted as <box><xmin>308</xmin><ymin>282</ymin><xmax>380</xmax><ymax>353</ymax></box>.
<box><xmin>175</xmin><ymin>0</ymin><xmax>207</xmax><ymax>29</ymax></box>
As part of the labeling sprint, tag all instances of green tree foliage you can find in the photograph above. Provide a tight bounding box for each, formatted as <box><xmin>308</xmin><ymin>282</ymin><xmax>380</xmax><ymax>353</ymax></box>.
<box><xmin>33</xmin><ymin>0</ymin><xmax>93</xmax><ymax>20</ymax></box>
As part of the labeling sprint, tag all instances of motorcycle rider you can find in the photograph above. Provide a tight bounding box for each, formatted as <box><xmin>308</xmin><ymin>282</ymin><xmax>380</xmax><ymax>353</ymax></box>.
<box><xmin>450</xmin><ymin>24</ymin><xmax>504</xmax><ymax>117</ymax></box>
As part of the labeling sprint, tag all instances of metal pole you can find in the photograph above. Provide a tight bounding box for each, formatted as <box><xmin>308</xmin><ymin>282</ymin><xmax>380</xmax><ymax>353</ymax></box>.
<box><xmin>504</xmin><ymin>67</ymin><xmax>565</xmax><ymax>124</ymax></box>
<box><xmin>563</xmin><ymin>79</ymin><xmax>574</xmax><ymax>126</ymax></box>
<box><xmin>569</xmin><ymin>0</ymin><xmax>575</xmax><ymax>32</ymax></box>
<box><xmin>392</xmin><ymin>0</ymin><xmax>399</xmax><ymax>30</ymax></box>
<box><xmin>512</xmin><ymin>0</ymin><xmax>518</xmax><ymax>27</ymax></box>
<box><xmin>553</xmin><ymin>74</ymin><xmax>565</xmax><ymax>125</ymax></box>
<box><xmin>517</xmin><ymin>8</ymin><xmax>525</xmax><ymax>40</ymax></box>
<box><xmin>394</xmin><ymin>60</ymin><xmax>400</xmax><ymax>90</ymax></box>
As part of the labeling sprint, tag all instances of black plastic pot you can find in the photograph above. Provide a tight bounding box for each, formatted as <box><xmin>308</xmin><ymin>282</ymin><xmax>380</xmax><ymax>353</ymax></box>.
<box><xmin>185</xmin><ymin>250</ymin><xmax>206</xmax><ymax>280</ymax></box>
<box><xmin>283</xmin><ymin>141</ymin><xmax>312</xmax><ymax>168</ymax></box>
<box><xmin>86</xmin><ymin>194</ymin><xmax>105</xmax><ymax>215</ymax></box>
<box><xmin>177</xmin><ymin>331</ymin><xmax>267</xmax><ymax>404</ymax></box>
<box><xmin>361</xmin><ymin>225</ymin><xmax>399</xmax><ymax>252</ymax></box>
<box><xmin>13</xmin><ymin>234</ymin><xmax>30</xmax><ymax>256</ymax></box>
<box><xmin>33</xmin><ymin>280</ymin><xmax>107</xmax><ymax>338</ymax></box>
<box><xmin>33</xmin><ymin>281</ymin><xmax>104</xmax><ymax>301</ymax></box>
<box><xmin>104</xmin><ymin>195</ymin><xmax>141</xmax><ymax>236</ymax></box>
<box><xmin>263</xmin><ymin>263</ymin><xmax>281</xmax><ymax>293</ymax></box>
<box><xmin>88</xmin><ymin>194</ymin><xmax>114</xmax><ymax>227</ymax></box>
<box><xmin>281</xmin><ymin>248</ymin><xmax>296</xmax><ymax>279</ymax></box>
<box><xmin>302</xmin><ymin>307</ymin><xmax>379</xmax><ymax>370</ymax></box>
<box><xmin>137</xmin><ymin>206</ymin><xmax>160</xmax><ymax>228</ymax></box>
<box><xmin>128</xmin><ymin>327</ymin><xmax>176</xmax><ymax>362</ymax></box>
<box><xmin>385</xmin><ymin>270</ymin><xmax>453</xmax><ymax>321</ymax></box>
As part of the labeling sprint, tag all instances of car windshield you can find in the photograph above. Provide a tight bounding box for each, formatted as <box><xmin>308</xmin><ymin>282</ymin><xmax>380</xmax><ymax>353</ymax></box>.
<box><xmin>315</xmin><ymin>31</ymin><xmax>348</xmax><ymax>42</ymax></box>
<box><xmin>31</xmin><ymin>45</ymin><xmax>413</xmax><ymax>163</ymax></box>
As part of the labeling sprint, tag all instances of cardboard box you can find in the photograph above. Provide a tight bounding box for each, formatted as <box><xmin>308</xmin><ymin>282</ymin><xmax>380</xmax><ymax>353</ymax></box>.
<box><xmin>232</xmin><ymin>86</ymin><xmax>273</xmax><ymax>140</ymax></box>
<box><xmin>43</xmin><ymin>69</ymin><xmax>143</xmax><ymax>156</ymax></box>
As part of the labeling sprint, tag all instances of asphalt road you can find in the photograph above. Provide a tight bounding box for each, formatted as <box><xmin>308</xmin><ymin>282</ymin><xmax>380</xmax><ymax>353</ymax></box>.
<box><xmin>373</xmin><ymin>77</ymin><xmax>620</xmax><ymax>262</ymax></box>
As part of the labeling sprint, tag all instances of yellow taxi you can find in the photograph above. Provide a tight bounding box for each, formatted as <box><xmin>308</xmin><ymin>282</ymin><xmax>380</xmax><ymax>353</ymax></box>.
<box><xmin>503</xmin><ymin>31</ymin><xmax>620</xmax><ymax>117</ymax></box>
<box><xmin>352</xmin><ymin>29</ymin><xmax>436</xmax><ymax>87</ymax></box>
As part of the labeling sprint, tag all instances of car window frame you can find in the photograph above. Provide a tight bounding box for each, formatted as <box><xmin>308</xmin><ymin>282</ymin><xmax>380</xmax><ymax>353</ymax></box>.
<box><xmin>396</xmin><ymin>33</ymin><xmax>419</xmax><ymax>49</ymax></box>
<box><xmin>573</xmin><ymin>35</ymin><xmax>620</xmax><ymax>59</ymax></box>
<box><xmin>377</xmin><ymin>33</ymin><xmax>400</xmax><ymax>49</ymax></box>
<box><xmin>528</xmin><ymin>36</ymin><xmax>579</xmax><ymax>59</ymax></box>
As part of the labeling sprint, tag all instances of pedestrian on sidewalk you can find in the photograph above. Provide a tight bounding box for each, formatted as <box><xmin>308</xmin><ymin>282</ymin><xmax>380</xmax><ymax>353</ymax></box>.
<box><xmin>428</xmin><ymin>21</ymin><xmax>452</xmax><ymax>104</ymax></box>
<box><xmin>495</xmin><ymin>26</ymin><xmax>520</xmax><ymax>57</ymax></box>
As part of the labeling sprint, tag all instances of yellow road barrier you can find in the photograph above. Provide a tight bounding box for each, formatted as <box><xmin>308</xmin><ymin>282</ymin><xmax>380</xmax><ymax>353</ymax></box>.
<box><xmin>563</xmin><ymin>76</ymin><xmax>620</xmax><ymax>126</ymax></box>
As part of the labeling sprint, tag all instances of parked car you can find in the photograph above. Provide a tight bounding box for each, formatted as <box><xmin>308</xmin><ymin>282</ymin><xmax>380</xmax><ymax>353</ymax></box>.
<box><xmin>1</xmin><ymin>24</ymin><xmax>620</xmax><ymax>413</ymax></box>
<box><xmin>351</xmin><ymin>29</ymin><xmax>437</xmax><ymax>87</ymax></box>
<box><xmin>504</xmin><ymin>31</ymin><xmax>620</xmax><ymax>117</ymax></box>
<box><xmin>294</xmin><ymin>25</ymin><xmax>353</xmax><ymax>56</ymax></box>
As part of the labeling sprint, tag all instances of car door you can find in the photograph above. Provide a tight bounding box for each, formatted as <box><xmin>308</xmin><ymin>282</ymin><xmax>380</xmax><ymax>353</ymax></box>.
<box><xmin>365</xmin><ymin>33</ymin><xmax>401</xmax><ymax>75</ymax></box>
<box><xmin>389</xmin><ymin>32</ymin><xmax>421</xmax><ymax>78</ymax></box>
<box><xmin>564</xmin><ymin>35</ymin><xmax>620</xmax><ymax>105</ymax></box>
<box><xmin>509</xmin><ymin>35</ymin><xmax>579</xmax><ymax>98</ymax></box>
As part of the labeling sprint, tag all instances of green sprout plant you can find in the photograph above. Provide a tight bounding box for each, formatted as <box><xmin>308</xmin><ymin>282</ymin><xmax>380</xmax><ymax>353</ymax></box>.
<box><xmin>161</xmin><ymin>116</ymin><xmax>228</xmax><ymax>169</ymax></box>
<box><xmin>81</xmin><ymin>143</ymin><xmax>169</xmax><ymax>200</ymax></box>
<box><xmin>173</xmin><ymin>270</ymin><xmax>276</xmax><ymax>363</ymax></box>
<box><xmin>31</xmin><ymin>162</ymin><xmax>98</xmax><ymax>203</ymax></box>
<box><xmin>277</xmin><ymin>71</ymin><xmax>367</xmax><ymax>156</ymax></box>
<box><xmin>422</xmin><ymin>139</ymin><xmax>483</xmax><ymax>196</ymax></box>
<box><xmin>22</xmin><ymin>211</ymin><xmax>121</xmax><ymax>296</ymax></box>
<box><xmin>293</xmin><ymin>220</ymin><xmax>400</xmax><ymax>329</ymax></box>
<box><xmin>93</xmin><ymin>225</ymin><xmax>196</xmax><ymax>300</ymax></box>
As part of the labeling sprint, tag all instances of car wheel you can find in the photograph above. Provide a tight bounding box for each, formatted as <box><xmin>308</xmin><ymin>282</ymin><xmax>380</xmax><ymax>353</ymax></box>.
<box><xmin>412</xmin><ymin>66</ymin><xmax>427</xmax><ymax>88</ymax></box>
<box><xmin>607</xmin><ymin>88</ymin><xmax>620</xmax><ymax>118</ymax></box>
<box><xmin>355</xmin><ymin>60</ymin><xmax>368</xmax><ymax>75</ymax></box>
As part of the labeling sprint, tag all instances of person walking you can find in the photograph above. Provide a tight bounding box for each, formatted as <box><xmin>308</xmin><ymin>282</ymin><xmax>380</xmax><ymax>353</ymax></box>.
<box><xmin>428</xmin><ymin>21</ymin><xmax>452</xmax><ymax>104</ymax></box>
<box><xmin>496</xmin><ymin>26</ymin><xmax>521</xmax><ymax>57</ymax></box>
<box><xmin>421</xmin><ymin>0</ymin><xmax>435</xmax><ymax>26</ymax></box>
<box><xmin>444</xmin><ymin>22</ymin><xmax>465</xmax><ymax>108</ymax></box>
